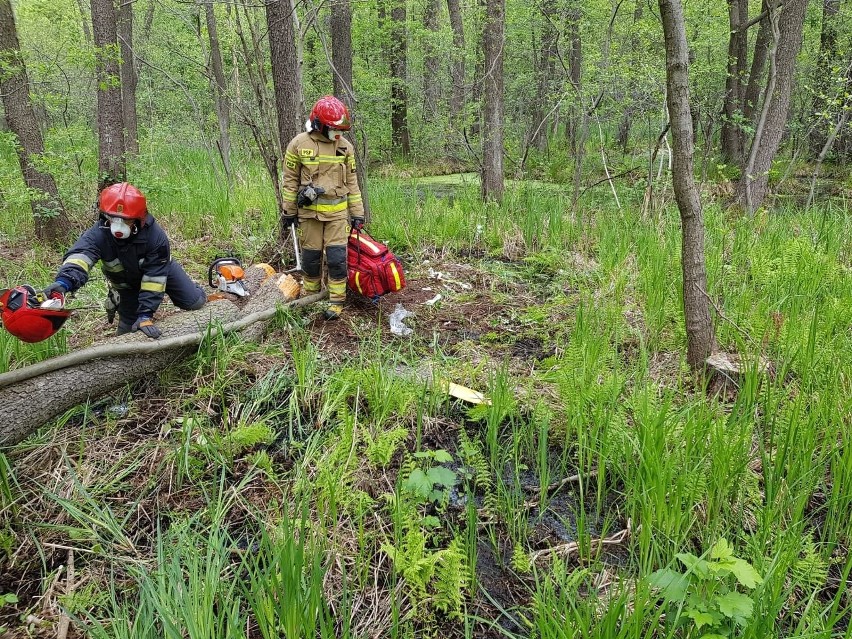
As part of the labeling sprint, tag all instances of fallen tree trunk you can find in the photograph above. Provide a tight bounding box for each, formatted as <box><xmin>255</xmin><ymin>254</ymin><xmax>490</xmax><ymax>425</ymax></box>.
<box><xmin>0</xmin><ymin>269</ymin><xmax>324</xmax><ymax>447</ymax></box>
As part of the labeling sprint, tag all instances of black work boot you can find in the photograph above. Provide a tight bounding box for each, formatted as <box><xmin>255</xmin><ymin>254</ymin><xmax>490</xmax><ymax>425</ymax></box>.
<box><xmin>323</xmin><ymin>303</ymin><xmax>343</xmax><ymax>320</ymax></box>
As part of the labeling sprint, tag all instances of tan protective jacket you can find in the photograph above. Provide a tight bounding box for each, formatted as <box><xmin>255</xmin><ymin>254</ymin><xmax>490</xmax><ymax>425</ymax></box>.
<box><xmin>281</xmin><ymin>131</ymin><xmax>364</xmax><ymax>222</ymax></box>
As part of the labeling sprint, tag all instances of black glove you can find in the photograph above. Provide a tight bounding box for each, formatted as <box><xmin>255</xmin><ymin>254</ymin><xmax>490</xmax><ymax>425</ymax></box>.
<box><xmin>296</xmin><ymin>185</ymin><xmax>325</xmax><ymax>208</ymax></box>
<box><xmin>104</xmin><ymin>288</ymin><xmax>120</xmax><ymax>324</ymax></box>
<box><xmin>132</xmin><ymin>315</ymin><xmax>162</xmax><ymax>339</ymax></box>
<box><xmin>281</xmin><ymin>215</ymin><xmax>299</xmax><ymax>228</ymax></box>
<box><xmin>43</xmin><ymin>281</ymin><xmax>68</xmax><ymax>300</ymax></box>
<box><xmin>351</xmin><ymin>217</ymin><xmax>365</xmax><ymax>231</ymax></box>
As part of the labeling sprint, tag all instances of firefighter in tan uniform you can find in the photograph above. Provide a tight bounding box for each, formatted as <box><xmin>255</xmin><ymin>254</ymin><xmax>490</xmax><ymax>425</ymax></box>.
<box><xmin>281</xmin><ymin>96</ymin><xmax>364</xmax><ymax>320</ymax></box>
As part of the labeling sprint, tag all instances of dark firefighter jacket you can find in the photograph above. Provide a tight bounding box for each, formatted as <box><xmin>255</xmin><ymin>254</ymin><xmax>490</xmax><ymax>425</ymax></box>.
<box><xmin>55</xmin><ymin>214</ymin><xmax>172</xmax><ymax>318</ymax></box>
<box><xmin>281</xmin><ymin>131</ymin><xmax>364</xmax><ymax>221</ymax></box>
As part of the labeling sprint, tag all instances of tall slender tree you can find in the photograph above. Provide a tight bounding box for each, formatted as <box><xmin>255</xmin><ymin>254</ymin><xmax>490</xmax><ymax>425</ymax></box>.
<box><xmin>529</xmin><ymin>0</ymin><xmax>558</xmax><ymax>151</ymax></box>
<box><xmin>0</xmin><ymin>0</ymin><xmax>70</xmax><ymax>241</ymax></box>
<box><xmin>331</xmin><ymin>0</ymin><xmax>353</xmax><ymax>101</ymax></box>
<box><xmin>738</xmin><ymin>0</ymin><xmax>808</xmax><ymax>212</ymax></box>
<box><xmin>266</xmin><ymin>0</ymin><xmax>302</xmax><ymax>150</ymax></box>
<box><xmin>446</xmin><ymin>0</ymin><xmax>465</xmax><ymax>166</ymax></box>
<box><xmin>658</xmin><ymin>0</ymin><xmax>717</xmax><ymax>369</ymax></box>
<box><xmin>117</xmin><ymin>0</ymin><xmax>138</xmax><ymax>156</ymax></box>
<box><xmin>481</xmin><ymin>0</ymin><xmax>504</xmax><ymax>202</ymax></box>
<box><xmin>91</xmin><ymin>0</ymin><xmax>126</xmax><ymax>190</ymax></box>
<box><xmin>385</xmin><ymin>0</ymin><xmax>410</xmax><ymax>156</ymax></box>
<box><xmin>422</xmin><ymin>0</ymin><xmax>441</xmax><ymax>123</ymax></box>
<box><xmin>331</xmin><ymin>0</ymin><xmax>370</xmax><ymax>218</ymax></box>
<box><xmin>720</xmin><ymin>0</ymin><xmax>748</xmax><ymax>163</ymax></box>
<box><xmin>204</xmin><ymin>2</ymin><xmax>232</xmax><ymax>179</ymax></box>
<box><xmin>809</xmin><ymin>0</ymin><xmax>841</xmax><ymax>156</ymax></box>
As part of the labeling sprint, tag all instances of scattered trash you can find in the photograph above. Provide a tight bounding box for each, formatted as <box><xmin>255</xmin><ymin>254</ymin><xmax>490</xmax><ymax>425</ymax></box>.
<box><xmin>108</xmin><ymin>403</ymin><xmax>129</xmax><ymax>418</ymax></box>
<box><xmin>427</xmin><ymin>268</ymin><xmax>472</xmax><ymax>290</ymax></box>
<box><xmin>428</xmin><ymin>267</ymin><xmax>445</xmax><ymax>280</ymax></box>
<box><xmin>442</xmin><ymin>381</ymin><xmax>490</xmax><ymax>405</ymax></box>
<box><xmin>389</xmin><ymin>303</ymin><xmax>414</xmax><ymax>336</ymax></box>
<box><xmin>424</xmin><ymin>293</ymin><xmax>442</xmax><ymax>306</ymax></box>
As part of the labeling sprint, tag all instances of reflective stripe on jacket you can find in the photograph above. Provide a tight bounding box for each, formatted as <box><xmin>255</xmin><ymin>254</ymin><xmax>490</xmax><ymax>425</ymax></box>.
<box><xmin>55</xmin><ymin>213</ymin><xmax>173</xmax><ymax>318</ymax></box>
<box><xmin>282</xmin><ymin>131</ymin><xmax>365</xmax><ymax>222</ymax></box>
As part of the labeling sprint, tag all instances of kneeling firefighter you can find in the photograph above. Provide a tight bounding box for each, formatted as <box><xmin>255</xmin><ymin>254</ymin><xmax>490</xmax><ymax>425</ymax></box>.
<box><xmin>43</xmin><ymin>182</ymin><xmax>206</xmax><ymax>338</ymax></box>
<box><xmin>280</xmin><ymin>95</ymin><xmax>365</xmax><ymax>320</ymax></box>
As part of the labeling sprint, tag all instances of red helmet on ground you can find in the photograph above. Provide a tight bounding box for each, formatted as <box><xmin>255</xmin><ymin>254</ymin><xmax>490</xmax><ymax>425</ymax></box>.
<box><xmin>0</xmin><ymin>285</ymin><xmax>71</xmax><ymax>343</ymax></box>
<box><xmin>309</xmin><ymin>96</ymin><xmax>351</xmax><ymax>131</ymax></box>
<box><xmin>99</xmin><ymin>182</ymin><xmax>147</xmax><ymax>222</ymax></box>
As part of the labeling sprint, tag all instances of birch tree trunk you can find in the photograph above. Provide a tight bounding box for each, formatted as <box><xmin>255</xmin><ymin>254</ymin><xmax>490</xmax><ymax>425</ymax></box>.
<box><xmin>0</xmin><ymin>0</ymin><xmax>71</xmax><ymax>242</ymax></box>
<box><xmin>91</xmin><ymin>0</ymin><xmax>127</xmax><ymax>191</ymax></box>
<box><xmin>481</xmin><ymin>0</ymin><xmax>504</xmax><ymax>202</ymax></box>
<box><xmin>658</xmin><ymin>0</ymin><xmax>717</xmax><ymax>369</ymax></box>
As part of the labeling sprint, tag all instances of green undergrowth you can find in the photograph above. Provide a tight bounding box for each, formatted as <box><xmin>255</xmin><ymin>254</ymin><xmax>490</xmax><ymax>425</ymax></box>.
<box><xmin>1</xmin><ymin>151</ymin><xmax>852</xmax><ymax>636</ymax></box>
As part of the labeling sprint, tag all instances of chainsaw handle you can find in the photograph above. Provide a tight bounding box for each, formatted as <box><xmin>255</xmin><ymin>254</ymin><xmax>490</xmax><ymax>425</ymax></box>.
<box><xmin>208</xmin><ymin>257</ymin><xmax>243</xmax><ymax>288</ymax></box>
<box><xmin>291</xmin><ymin>225</ymin><xmax>302</xmax><ymax>272</ymax></box>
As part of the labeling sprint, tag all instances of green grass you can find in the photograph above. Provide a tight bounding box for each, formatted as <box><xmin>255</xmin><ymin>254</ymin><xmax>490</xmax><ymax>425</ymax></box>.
<box><xmin>1</xmin><ymin>147</ymin><xmax>851</xmax><ymax>637</ymax></box>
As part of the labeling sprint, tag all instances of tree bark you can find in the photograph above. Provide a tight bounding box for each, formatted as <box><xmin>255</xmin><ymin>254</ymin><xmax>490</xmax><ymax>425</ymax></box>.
<box><xmin>266</xmin><ymin>0</ymin><xmax>303</xmax><ymax>151</ymax></box>
<box><xmin>331</xmin><ymin>0</ymin><xmax>353</xmax><ymax>101</ymax></box>
<box><xmin>205</xmin><ymin>1</ymin><xmax>232</xmax><ymax>179</ymax></box>
<box><xmin>386</xmin><ymin>0</ymin><xmax>411</xmax><ymax>156</ymax></box>
<box><xmin>91</xmin><ymin>0</ymin><xmax>126</xmax><ymax>191</ymax></box>
<box><xmin>809</xmin><ymin>0</ymin><xmax>840</xmax><ymax>156</ymax></box>
<box><xmin>0</xmin><ymin>281</ymin><xmax>325</xmax><ymax>448</ymax></box>
<box><xmin>565</xmin><ymin>6</ymin><xmax>582</xmax><ymax>152</ymax></box>
<box><xmin>720</xmin><ymin>0</ymin><xmax>748</xmax><ymax>163</ymax></box>
<box><xmin>481</xmin><ymin>0</ymin><xmax>504</xmax><ymax>202</ymax></box>
<box><xmin>446</xmin><ymin>0</ymin><xmax>465</xmax><ymax>167</ymax></box>
<box><xmin>0</xmin><ymin>0</ymin><xmax>71</xmax><ymax>242</ymax></box>
<box><xmin>529</xmin><ymin>0</ymin><xmax>558</xmax><ymax>151</ymax></box>
<box><xmin>422</xmin><ymin>0</ymin><xmax>441</xmax><ymax>123</ymax></box>
<box><xmin>737</xmin><ymin>0</ymin><xmax>808</xmax><ymax>212</ymax></box>
<box><xmin>330</xmin><ymin>0</ymin><xmax>370</xmax><ymax>219</ymax></box>
<box><xmin>658</xmin><ymin>0</ymin><xmax>717</xmax><ymax>369</ymax></box>
<box><xmin>446</xmin><ymin>0</ymin><xmax>465</xmax><ymax>117</ymax></box>
<box><xmin>616</xmin><ymin>0</ymin><xmax>644</xmax><ymax>152</ymax></box>
<box><xmin>74</xmin><ymin>0</ymin><xmax>92</xmax><ymax>45</ymax></box>
<box><xmin>117</xmin><ymin>0</ymin><xmax>139</xmax><ymax>156</ymax></box>
<box><xmin>741</xmin><ymin>0</ymin><xmax>770</xmax><ymax>127</ymax></box>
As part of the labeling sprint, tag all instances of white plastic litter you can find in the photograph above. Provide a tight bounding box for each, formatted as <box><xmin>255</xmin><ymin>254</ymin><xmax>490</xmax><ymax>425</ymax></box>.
<box><xmin>389</xmin><ymin>303</ymin><xmax>414</xmax><ymax>336</ymax></box>
<box><xmin>424</xmin><ymin>294</ymin><xmax>442</xmax><ymax>306</ymax></box>
<box><xmin>39</xmin><ymin>298</ymin><xmax>64</xmax><ymax>310</ymax></box>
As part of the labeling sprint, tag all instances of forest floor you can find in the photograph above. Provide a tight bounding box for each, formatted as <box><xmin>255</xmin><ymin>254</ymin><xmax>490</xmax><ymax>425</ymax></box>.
<box><xmin>1</xmin><ymin>176</ymin><xmax>851</xmax><ymax>637</ymax></box>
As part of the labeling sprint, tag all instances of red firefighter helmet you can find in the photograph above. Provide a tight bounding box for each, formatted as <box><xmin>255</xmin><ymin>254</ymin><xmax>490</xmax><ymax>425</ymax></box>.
<box><xmin>99</xmin><ymin>182</ymin><xmax>147</xmax><ymax>222</ymax></box>
<box><xmin>0</xmin><ymin>285</ymin><xmax>71</xmax><ymax>343</ymax></box>
<box><xmin>309</xmin><ymin>96</ymin><xmax>351</xmax><ymax>131</ymax></box>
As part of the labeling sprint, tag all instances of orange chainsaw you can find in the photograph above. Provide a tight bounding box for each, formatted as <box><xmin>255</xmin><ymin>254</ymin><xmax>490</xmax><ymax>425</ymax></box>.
<box><xmin>208</xmin><ymin>258</ymin><xmax>249</xmax><ymax>297</ymax></box>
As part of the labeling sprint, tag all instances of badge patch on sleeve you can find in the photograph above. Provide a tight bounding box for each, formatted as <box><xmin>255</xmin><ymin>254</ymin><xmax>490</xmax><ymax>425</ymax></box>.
<box><xmin>286</xmin><ymin>158</ymin><xmax>296</xmax><ymax>169</ymax></box>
